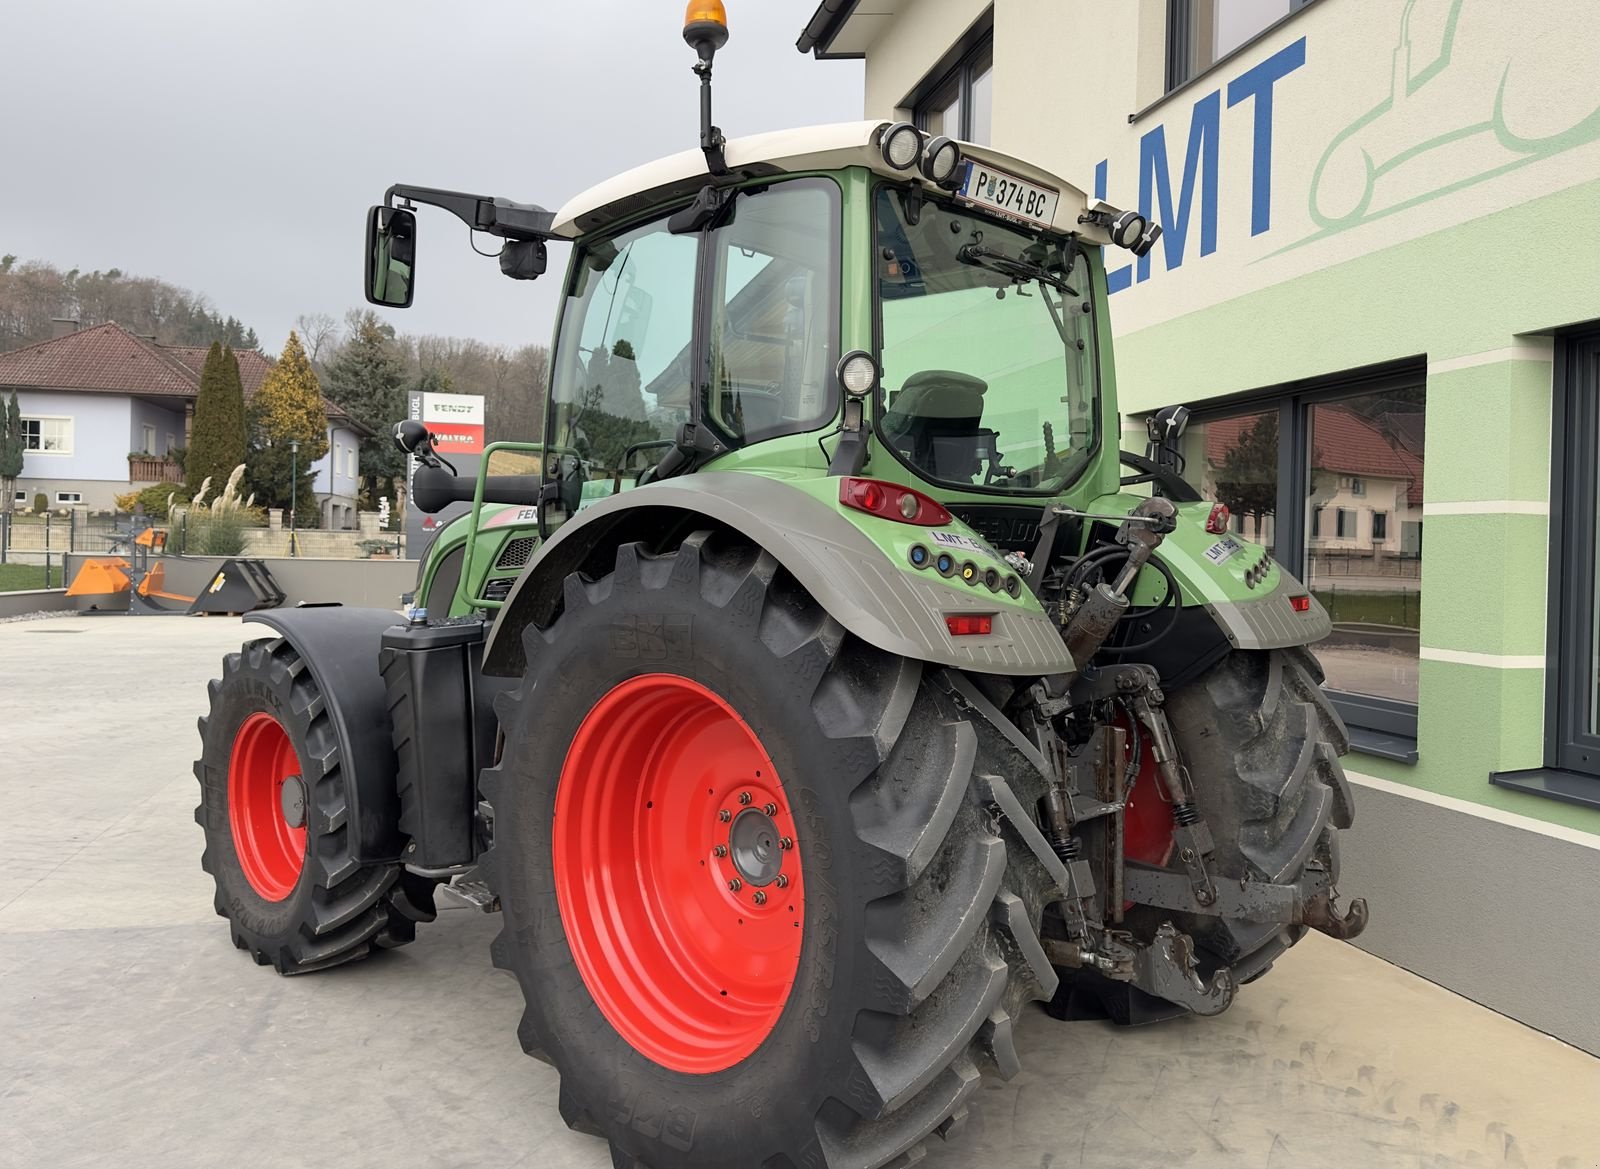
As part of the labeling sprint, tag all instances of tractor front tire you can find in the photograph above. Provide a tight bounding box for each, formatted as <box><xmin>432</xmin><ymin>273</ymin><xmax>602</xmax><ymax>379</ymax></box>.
<box><xmin>483</xmin><ymin>531</ymin><xmax>1060</xmax><ymax>1169</ymax></box>
<box><xmin>195</xmin><ymin>636</ymin><xmax>436</xmax><ymax>974</ymax></box>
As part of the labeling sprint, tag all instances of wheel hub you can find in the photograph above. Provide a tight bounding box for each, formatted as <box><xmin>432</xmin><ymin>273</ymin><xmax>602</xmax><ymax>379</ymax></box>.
<box><xmin>728</xmin><ymin>808</ymin><xmax>783</xmax><ymax>885</ymax></box>
<box><xmin>279</xmin><ymin>775</ymin><xmax>307</xmax><ymax>829</ymax></box>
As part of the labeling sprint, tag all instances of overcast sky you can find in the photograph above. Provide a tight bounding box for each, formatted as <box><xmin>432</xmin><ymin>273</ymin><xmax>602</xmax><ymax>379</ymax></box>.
<box><xmin>0</xmin><ymin>1</ymin><xmax>862</xmax><ymax>354</ymax></box>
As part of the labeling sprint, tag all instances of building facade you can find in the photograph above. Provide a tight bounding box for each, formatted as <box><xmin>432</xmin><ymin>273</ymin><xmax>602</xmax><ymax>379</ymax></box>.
<box><xmin>0</xmin><ymin>322</ymin><xmax>366</xmax><ymax>526</ymax></box>
<box><xmin>800</xmin><ymin>0</ymin><xmax>1600</xmax><ymax>1052</ymax></box>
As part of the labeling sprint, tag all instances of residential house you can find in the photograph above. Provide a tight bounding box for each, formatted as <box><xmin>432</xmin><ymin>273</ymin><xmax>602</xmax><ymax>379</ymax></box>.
<box><xmin>0</xmin><ymin>321</ymin><xmax>367</xmax><ymax>527</ymax></box>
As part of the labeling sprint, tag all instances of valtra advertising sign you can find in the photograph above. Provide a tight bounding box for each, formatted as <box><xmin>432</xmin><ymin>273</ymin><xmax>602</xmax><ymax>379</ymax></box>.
<box><xmin>419</xmin><ymin>391</ymin><xmax>485</xmax><ymax>454</ymax></box>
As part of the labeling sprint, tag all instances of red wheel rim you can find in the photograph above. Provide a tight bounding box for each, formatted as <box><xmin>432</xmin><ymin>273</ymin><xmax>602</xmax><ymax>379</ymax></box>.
<box><xmin>228</xmin><ymin>712</ymin><xmax>308</xmax><ymax>902</ymax></box>
<box><xmin>554</xmin><ymin>674</ymin><xmax>805</xmax><ymax>1074</ymax></box>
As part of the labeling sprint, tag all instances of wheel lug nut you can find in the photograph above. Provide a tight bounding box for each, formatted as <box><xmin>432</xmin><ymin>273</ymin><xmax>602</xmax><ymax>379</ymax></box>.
<box><xmin>738</xmin><ymin>791</ymin><xmax>752</xmax><ymax>806</ymax></box>
<box><xmin>763</xmin><ymin>802</ymin><xmax>778</xmax><ymax>816</ymax></box>
<box><xmin>775</xmin><ymin>874</ymin><xmax>789</xmax><ymax>888</ymax></box>
<box><xmin>728</xmin><ymin>878</ymin><xmax>742</xmax><ymax>892</ymax></box>
<box><xmin>712</xmin><ymin>844</ymin><xmax>728</xmax><ymax>858</ymax></box>
<box><xmin>719</xmin><ymin>809</ymin><xmax>732</xmax><ymax>823</ymax></box>
<box><xmin>752</xmin><ymin>891</ymin><xmax>767</xmax><ymax>905</ymax></box>
<box><xmin>779</xmin><ymin>836</ymin><xmax>793</xmax><ymax>850</ymax></box>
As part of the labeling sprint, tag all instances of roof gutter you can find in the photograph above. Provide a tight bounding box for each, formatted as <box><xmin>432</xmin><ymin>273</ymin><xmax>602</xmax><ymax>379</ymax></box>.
<box><xmin>795</xmin><ymin>0</ymin><xmax>863</xmax><ymax>59</ymax></box>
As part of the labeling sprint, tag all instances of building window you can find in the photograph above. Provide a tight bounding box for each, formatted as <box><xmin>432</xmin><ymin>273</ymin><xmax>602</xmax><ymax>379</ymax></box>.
<box><xmin>55</xmin><ymin>491</ymin><xmax>81</xmax><ymax>505</ymax></box>
<box><xmin>167</xmin><ymin>433</ymin><xmax>176</xmax><ymax>454</ymax></box>
<box><xmin>1166</xmin><ymin>0</ymin><xmax>1315</xmax><ymax>92</ymax></box>
<box><xmin>1184</xmin><ymin>364</ymin><xmax>1424</xmax><ymax>758</ymax></box>
<box><xmin>141</xmin><ymin>424</ymin><xmax>156</xmax><ymax>454</ymax></box>
<box><xmin>1496</xmin><ymin>330</ymin><xmax>1600</xmax><ymax>809</ymax></box>
<box><xmin>20</xmin><ymin>416</ymin><xmax>72</xmax><ymax>454</ymax></box>
<box><xmin>913</xmin><ymin>29</ymin><xmax>993</xmax><ymax>145</ymax></box>
<box><xmin>12</xmin><ymin>491</ymin><xmax>27</xmax><ymax>505</ymax></box>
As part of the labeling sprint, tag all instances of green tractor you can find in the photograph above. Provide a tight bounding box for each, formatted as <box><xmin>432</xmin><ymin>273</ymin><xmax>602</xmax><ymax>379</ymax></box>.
<box><xmin>195</xmin><ymin>8</ymin><xmax>1365</xmax><ymax>1167</ymax></box>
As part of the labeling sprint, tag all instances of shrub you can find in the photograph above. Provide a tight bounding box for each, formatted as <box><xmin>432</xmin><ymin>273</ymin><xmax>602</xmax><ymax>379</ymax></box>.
<box><xmin>190</xmin><ymin>510</ymin><xmax>249</xmax><ymax>556</ymax></box>
<box><xmin>115</xmin><ymin>484</ymin><xmax>191</xmax><ymax>519</ymax></box>
<box><xmin>32</xmin><ymin>493</ymin><xmax>46</xmax><ymax>514</ymax></box>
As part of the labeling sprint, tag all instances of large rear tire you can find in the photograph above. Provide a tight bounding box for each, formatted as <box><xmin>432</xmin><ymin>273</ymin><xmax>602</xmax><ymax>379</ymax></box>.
<box><xmin>483</xmin><ymin>531</ymin><xmax>1060</xmax><ymax>1169</ymax></box>
<box><xmin>195</xmin><ymin>636</ymin><xmax>437</xmax><ymax>974</ymax></box>
<box><xmin>1054</xmin><ymin>645</ymin><xmax>1354</xmax><ymax>1022</ymax></box>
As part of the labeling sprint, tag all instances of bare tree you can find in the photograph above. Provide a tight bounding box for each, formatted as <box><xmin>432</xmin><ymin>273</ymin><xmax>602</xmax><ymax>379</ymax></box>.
<box><xmin>295</xmin><ymin>312</ymin><xmax>339</xmax><ymax>368</ymax></box>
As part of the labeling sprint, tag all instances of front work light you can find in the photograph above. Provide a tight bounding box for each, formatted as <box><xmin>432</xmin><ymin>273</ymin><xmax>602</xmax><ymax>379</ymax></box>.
<box><xmin>880</xmin><ymin>122</ymin><xmax>923</xmax><ymax>170</ymax></box>
<box><xmin>1109</xmin><ymin>210</ymin><xmax>1146</xmax><ymax>249</ymax></box>
<box><xmin>837</xmin><ymin>350</ymin><xmax>878</xmax><ymax>398</ymax></box>
<box><xmin>920</xmin><ymin>136</ymin><xmax>962</xmax><ymax>186</ymax></box>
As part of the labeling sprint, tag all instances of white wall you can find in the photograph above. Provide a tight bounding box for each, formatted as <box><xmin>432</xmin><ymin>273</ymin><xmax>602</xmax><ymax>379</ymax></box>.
<box><xmin>15</xmin><ymin>390</ymin><xmax>130</xmax><ymax>484</ymax></box>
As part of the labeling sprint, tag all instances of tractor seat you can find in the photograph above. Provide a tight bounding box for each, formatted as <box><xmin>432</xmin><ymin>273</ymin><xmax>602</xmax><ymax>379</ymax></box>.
<box><xmin>882</xmin><ymin>369</ymin><xmax>990</xmax><ymax>482</ymax></box>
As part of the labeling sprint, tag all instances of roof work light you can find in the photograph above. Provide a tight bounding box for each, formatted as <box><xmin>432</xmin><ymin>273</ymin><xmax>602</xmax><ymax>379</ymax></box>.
<box><xmin>683</xmin><ymin>0</ymin><xmax>729</xmax><ymax>55</ymax></box>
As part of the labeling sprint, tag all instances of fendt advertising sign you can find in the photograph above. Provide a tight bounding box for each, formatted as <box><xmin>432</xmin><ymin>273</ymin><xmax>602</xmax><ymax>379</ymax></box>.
<box><xmin>404</xmin><ymin>390</ymin><xmax>486</xmax><ymax>563</ymax></box>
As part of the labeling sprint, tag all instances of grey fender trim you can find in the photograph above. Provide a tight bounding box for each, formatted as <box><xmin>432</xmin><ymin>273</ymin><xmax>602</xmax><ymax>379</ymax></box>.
<box><xmin>245</xmin><ymin>606</ymin><xmax>406</xmax><ymax>862</ymax></box>
<box><xmin>480</xmin><ymin>473</ymin><xmax>1074</xmax><ymax>678</ymax></box>
<box><xmin>1201</xmin><ymin>567</ymin><xmax>1333</xmax><ymax>650</ymax></box>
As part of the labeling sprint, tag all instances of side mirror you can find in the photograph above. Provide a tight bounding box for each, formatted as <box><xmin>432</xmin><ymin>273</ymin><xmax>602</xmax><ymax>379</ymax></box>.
<box><xmin>366</xmin><ymin>206</ymin><xmax>417</xmax><ymax>308</ymax></box>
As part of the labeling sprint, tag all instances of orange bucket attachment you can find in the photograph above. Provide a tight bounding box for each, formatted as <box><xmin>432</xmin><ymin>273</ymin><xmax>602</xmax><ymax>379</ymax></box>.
<box><xmin>67</xmin><ymin>558</ymin><xmax>132</xmax><ymax>597</ymax></box>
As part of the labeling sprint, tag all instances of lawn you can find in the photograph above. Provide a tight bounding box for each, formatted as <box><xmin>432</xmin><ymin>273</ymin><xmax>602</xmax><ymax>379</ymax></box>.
<box><xmin>0</xmin><ymin>563</ymin><xmax>62</xmax><ymax>592</ymax></box>
<box><xmin>1312</xmin><ymin>588</ymin><xmax>1421</xmax><ymax>630</ymax></box>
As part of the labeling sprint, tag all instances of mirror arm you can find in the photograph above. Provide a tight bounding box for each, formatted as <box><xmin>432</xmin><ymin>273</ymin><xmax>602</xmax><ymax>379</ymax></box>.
<box><xmin>385</xmin><ymin>184</ymin><xmax>557</xmax><ymax>242</ymax></box>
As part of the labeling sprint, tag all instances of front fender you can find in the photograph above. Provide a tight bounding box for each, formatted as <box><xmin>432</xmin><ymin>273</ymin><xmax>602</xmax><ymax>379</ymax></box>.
<box><xmin>244</xmin><ymin>606</ymin><xmax>405</xmax><ymax>862</ymax></box>
<box><xmin>481</xmin><ymin>473</ymin><xmax>1074</xmax><ymax>678</ymax></box>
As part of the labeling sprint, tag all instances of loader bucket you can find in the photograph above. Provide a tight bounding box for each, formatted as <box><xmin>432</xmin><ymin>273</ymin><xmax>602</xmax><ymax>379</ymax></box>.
<box><xmin>66</xmin><ymin>558</ymin><xmax>132</xmax><ymax>611</ymax></box>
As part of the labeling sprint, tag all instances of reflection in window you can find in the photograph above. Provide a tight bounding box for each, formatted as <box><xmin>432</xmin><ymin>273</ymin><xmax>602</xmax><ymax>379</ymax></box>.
<box><xmin>1190</xmin><ymin>407</ymin><xmax>1278</xmax><ymax>555</ymax></box>
<box><xmin>1305</xmin><ymin>389</ymin><xmax>1424</xmax><ymax>705</ymax></box>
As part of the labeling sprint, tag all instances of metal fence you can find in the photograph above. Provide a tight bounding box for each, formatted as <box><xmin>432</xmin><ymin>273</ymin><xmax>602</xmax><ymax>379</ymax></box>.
<box><xmin>0</xmin><ymin>512</ymin><xmax>162</xmax><ymax>582</ymax></box>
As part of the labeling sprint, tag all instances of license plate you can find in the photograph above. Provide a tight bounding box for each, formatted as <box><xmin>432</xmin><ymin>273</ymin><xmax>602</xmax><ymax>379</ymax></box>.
<box><xmin>956</xmin><ymin>161</ymin><xmax>1060</xmax><ymax>229</ymax></box>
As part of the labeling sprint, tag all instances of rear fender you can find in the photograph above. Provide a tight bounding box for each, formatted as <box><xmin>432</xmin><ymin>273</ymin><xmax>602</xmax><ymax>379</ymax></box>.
<box><xmin>244</xmin><ymin>606</ymin><xmax>405</xmax><ymax>863</ymax></box>
<box><xmin>481</xmin><ymin>473</ymin><xmax>1075</xmax><ymax>678</ymax></box>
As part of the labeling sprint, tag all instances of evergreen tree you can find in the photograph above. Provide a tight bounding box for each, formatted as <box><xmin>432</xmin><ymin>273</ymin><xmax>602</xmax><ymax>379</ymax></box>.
<box><xmin>326</xmin><ymin>311</ymin><xmax>407</xmax><ymax>504</ymax></box>
<box><xmin>0</xmin><ymin>391</ymin><xmax>24</xmax><ymax>511</ymax></box>
<box><xmin>246</xmin><ymin>331</ymin><xmax>327</xmax><ymax>517</ymax></box>
<box><xmin>186</xmin><ymin>342</ymin><xmax>248</xmax><ymax>494</ymax></box>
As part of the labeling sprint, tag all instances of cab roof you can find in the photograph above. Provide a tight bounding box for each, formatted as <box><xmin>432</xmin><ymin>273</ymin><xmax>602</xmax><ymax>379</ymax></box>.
<box><xmin>551</xmin><ymin>120</ymin><xmax>1099</xmax><ymax>242</ymax></box>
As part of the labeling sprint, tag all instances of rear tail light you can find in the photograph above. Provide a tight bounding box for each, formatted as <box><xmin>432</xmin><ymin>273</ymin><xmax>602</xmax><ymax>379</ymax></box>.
<box><xmin>839</xmin><ymin>478</ymin><xmax>952</xmax><ymax>525</ymax></box>
<box><xmin>1205</xmin><ymin>502</ymin><xmax>1231</xmax><ymax>535</ymax></box>
<box><xmin>945</xmin><ymin>614</ymin><xmax>994</xmax><ymax>636</ymax></box>
<box><xmin>1289</xmin><ymin>594</ymin><xmax>1312</xmax><ymax>613</ymax></box>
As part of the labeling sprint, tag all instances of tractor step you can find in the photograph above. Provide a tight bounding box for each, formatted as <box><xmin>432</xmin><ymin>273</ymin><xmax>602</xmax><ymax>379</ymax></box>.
<box><xmin>438</xmin><ymin>878</ymin><xmax>500</xmax><ymax>913</ymax></box>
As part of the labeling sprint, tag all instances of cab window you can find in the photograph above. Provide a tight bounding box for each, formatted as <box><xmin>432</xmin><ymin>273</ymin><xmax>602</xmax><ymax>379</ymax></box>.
<box><xmin>547</xmin><ymin>217</ymin><xmax>697</xmax><ymax>521</ymax></box>
<box><xmin>703</xmin><ymin>178</ymin><xmax>839</xmax><ymax>444</ymax></box>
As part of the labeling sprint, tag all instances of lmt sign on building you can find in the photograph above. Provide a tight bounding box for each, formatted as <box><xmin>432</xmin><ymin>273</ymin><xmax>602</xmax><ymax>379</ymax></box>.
<box><xmin>404</xmin><ymin>390</ymin><xmax>486</xmax><ymax>561</ymax></box>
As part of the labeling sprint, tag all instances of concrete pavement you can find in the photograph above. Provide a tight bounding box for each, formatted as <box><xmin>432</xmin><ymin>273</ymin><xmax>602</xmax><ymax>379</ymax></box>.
<box><xmin>2</xmin><ymin>614</ymin><xmax>1596</xmax><ymax>1169</ymax></box>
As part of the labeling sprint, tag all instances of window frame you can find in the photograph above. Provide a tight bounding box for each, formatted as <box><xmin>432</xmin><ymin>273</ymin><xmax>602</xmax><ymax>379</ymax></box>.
<box><xmin>1546</xmin><ymin>331</ymin><xmax>1600</xmax><ymax>775</ymax></box>
<box><xmin>55</xmin><ymin>491</ymin><xmax>81</xmax><ymax>505</ymax></box>
<box><xmin>1186</xmin><ymin>359</ymin><xmax>1425</xmax><ymax>761</ymax></box>
<box><xmin>907</xmin><ymin>15</ymin><xmax>994</xmax><ymax>144</ymax></box>
<box><xmin>1164</xmin><ymin>0</ymin><xmax>1318</xmax><ymax>95</ymax></box>
<box><xmin>20</xmin><ymin>415</ymin><xmax>72</xmax><ymax>455</ymax></box>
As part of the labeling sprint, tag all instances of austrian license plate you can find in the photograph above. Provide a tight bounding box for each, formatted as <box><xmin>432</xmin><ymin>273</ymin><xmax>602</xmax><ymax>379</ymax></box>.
<box><xmin>956</xmin><ymin>161</ymin><xmax>1060</xmax><ymax>229</ymax></box>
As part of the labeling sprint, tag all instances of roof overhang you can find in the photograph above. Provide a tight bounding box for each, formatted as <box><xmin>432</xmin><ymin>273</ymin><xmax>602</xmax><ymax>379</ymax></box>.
<box><xmin>797</xmin><ymin>1</ymin><xmax>902</xmax><ymax>59</ymax></box>
<box><xmin>552</xmin><ymin>121</ymin><xmax>1098</xmax><ymax>242</ymax></box>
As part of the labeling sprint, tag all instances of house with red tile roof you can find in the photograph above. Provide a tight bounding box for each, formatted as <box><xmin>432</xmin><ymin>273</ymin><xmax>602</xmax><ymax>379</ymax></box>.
<box><xmin>0</xmin><ymin>321</ymin><xmax>369</xmax><ymax>527</ymax></box>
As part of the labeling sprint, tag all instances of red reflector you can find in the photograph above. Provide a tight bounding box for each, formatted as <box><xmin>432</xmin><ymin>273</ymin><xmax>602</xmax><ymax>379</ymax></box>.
<box><xmin>839</xmin><ymin>477</ymin><xmax>953</xmax><ymax>525</ymax></box>
<box><xmin>1290</xmin><ymin>595</ymin><xmax>1311</xmax><ymax>612</ymax></box>
<box><xmin>1205</xmin><ymin>502</ymin><xmax>1231</xmax><ymax>535</ymax></box>
<box><xmin>945</xmin><ymin>614</ymin><xmax>994</xmax><ymax>636</ymax></box>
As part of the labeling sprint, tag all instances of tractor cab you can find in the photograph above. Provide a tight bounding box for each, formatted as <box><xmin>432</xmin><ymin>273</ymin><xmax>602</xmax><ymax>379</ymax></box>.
<box><xmin>365</xmin><ymin>1</ymin><xmax>1162</xmax><ymax>560</ymax></box>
